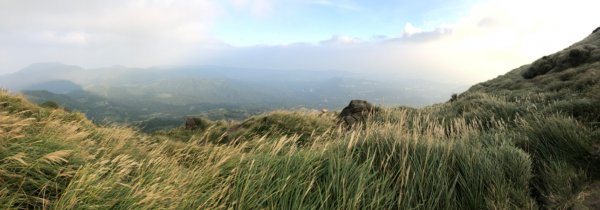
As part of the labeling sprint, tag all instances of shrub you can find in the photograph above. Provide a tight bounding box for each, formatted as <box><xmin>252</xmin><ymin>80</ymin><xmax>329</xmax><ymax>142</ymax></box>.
<box><xmin>522</xmin><ymin>46</ymin><xmax>594</xmax><ymax>79</ymax></box>
<box><xmin>449</xmin><ymin>93</ymin><xmax>458</xmax><ymax>102</ymax></box>
<box><xmin>40</xmin><ymin>100</ymin><xmax>60</xmax><ymax>109</ymax></box>
<box><xmin>523</xmin><ymin>56</ymin><xmax>555</xmax><ymax>79</ymax></box>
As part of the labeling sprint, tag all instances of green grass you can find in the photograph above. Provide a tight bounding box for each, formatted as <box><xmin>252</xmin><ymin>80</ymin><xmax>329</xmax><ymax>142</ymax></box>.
<box><xmin>2</xmin><ymin>87</ymin><xmax>598</xmax><ymax>209</ymax></box>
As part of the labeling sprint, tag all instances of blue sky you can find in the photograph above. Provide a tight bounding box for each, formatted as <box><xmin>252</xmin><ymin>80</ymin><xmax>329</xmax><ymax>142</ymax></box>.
<box><xmin>0</xmin><ymin>0</ymin><xmax>599</xmax><ymax>83</ymax></box>
<box><xmin>214</xmin><ymin>0</ymin><xmax>473</xmax><ymax>45</ymax></box>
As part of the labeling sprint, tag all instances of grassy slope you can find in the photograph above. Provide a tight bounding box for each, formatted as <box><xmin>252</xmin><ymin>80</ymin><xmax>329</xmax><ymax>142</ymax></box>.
<box><xmin>466</xmin><ymin>30</ymin><xmax>600</xmax><ymax>124</ymax></box>
<box><xmin>1</xmin><ymin>30</ymin><xmax>599</xmax><ymax>209</ymax></box>
<box><xmin>2</xmin><ymin>93</ymin><xmax>597</xmax><ymax>209</ymax></box>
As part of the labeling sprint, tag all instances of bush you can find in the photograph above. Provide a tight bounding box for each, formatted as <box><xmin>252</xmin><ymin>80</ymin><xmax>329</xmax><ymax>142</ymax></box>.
<box><xmin>449</xmin><ymin>93</ymin><xmax>458</xmax><ymax>102</ymax></box>
<box><xmin>522</xmin><ymin>46</ymin><xmax>594</xmax><ymax>79</ymax></box>
<box><xmin>523</xmin><ymin>56</ymin><xmax>555</xmax><ymax>79</ymax></box>
<box><xmin>40</xmin><ymin>100</ymin><xmax>60</xmax><ymax>109</ymax></box>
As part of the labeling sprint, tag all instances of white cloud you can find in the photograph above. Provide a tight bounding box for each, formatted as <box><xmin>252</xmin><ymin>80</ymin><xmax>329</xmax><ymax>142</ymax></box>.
<box><xmin>0</xmin><ymin>0</ymin><xmax>219</xmax><ymax>71</ymax></box>
<box><xmin>402</xmin><ymin>23</ymin><xmax>423</xmax><ymax>37</ymax></box>
<box><xmin>193</xmin><ymin>0</ymin><xmax>600</xmax><ymax>84</ymax></box>
<box><xmin>396</xmin><ymin>23</ymin><xmax>452</xmax><ymax>43</ymax></box>
<box><xmin>319</xmin><ymin>35</ymin><xmax>362</xmax><ymax>45</ymax></box>
<box><xmin>1</xmin><ymin>0</ymin><xmax>599</xmax><ymax>86</ymax></box>
<box><xmin>33</xmin><ymin>31</ymin><xmax>88</xmax><ymax>46</ymax></box>
<box><xmin>419</xmin><ymin>0</ymin><xmax>600</xmax><ymax>79</ymax></box>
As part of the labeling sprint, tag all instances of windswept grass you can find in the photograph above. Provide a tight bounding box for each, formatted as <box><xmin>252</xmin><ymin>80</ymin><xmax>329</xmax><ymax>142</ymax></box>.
<box><xmin>1</xmin><ymin>85</ymin><xmax>598</xmax><ymax>209</ymax></box>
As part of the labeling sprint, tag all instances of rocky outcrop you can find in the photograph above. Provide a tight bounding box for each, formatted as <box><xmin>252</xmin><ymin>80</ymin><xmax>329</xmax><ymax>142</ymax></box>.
<box><xmin>338</xmin><ymin>100</ymin><xmax>378</xmax><ymax>128</ymax></box>
<box><xmin>185</xmin><ymin>117</ymin><xmax>209</xmax><ymax>130</ymax></box>
<box><xmin>185</xmin><ymin>117</ymin><xmax>198</xmax><ymax>130</ymax></box>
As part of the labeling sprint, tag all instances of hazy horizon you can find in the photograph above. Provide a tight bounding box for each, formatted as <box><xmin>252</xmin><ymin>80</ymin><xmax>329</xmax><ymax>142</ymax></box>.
<box><xmin>1</xmin><ymin>0</ymin><xmax>599</xmax><ymax>84</ymax></box>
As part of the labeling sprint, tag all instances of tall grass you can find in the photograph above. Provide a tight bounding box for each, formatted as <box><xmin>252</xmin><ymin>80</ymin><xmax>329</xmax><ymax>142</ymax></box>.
<box><xmin>1</xmin><ymin>90</ymin><xmax>596</xmax><ymax>209</ymax></box>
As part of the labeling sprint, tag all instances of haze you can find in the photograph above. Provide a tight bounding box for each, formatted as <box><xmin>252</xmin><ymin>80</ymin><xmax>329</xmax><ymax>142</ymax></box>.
<box><xmin>1</xmin><ymin>0</ymin><xmax>599</xmax><ymax>84</ymax></box>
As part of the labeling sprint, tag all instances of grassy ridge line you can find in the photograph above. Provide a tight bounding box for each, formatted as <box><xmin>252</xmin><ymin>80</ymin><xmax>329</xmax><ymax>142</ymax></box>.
<box><xmin>1</xmin><ymin>89</ymin><xmax>597</xmax><ymax>209</ymax></box>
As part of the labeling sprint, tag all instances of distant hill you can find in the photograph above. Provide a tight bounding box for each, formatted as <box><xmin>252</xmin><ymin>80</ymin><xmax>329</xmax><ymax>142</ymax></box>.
<box><xmin>22</xmin><ymin>89</ymin><xmax>264</xmax><ymax>132</ymax></box>
<box><xmin>0</xmin><ymin>62</ymin><xmax>83</xmax><ymax>91</ymax></box>
<box><xmin>1</xmin><ymin>63</ymin><xmax>465</xmax><ymax>108</ymax></box>
<box><xmin>1</xmin><ymin>63</ymin><xmax>466</xmax><ymax>131</ymax></box>
<box><xmin>22</xmin><ymin>80</ymin><xmax>83</xmax><ymax>94</ymax></box>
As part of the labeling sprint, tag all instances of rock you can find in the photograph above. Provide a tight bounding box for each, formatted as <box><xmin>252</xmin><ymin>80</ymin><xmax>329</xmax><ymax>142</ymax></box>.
<box><xmin>338</xmin><ymin>100</ymin><xmax>378</xmax><ymax>128</ymax></box>
<box><xmin>593</xmin><ymin>27</ymin><xmax>600</xmax><ymax>34</ymax></box>
<box><xmin>185</xmin><ymin>117</ymin><xmax>209</xmax><ymax>130</ymax></box>
<box><xmin>185</xmin><ymin>117</ymin><xmax>198</xmax><ymax>130</ymax></box>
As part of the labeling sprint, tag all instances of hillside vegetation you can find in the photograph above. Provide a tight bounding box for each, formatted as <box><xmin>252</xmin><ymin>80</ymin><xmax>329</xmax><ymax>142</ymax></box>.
<box><xmin>1</xmin><ymin>29</ymin><xmax>599</xmax><ymax>209</ymax></box>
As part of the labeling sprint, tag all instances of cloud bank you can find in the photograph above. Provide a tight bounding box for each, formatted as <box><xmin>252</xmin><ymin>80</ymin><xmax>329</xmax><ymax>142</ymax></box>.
<box><xmin>1</xmin><ymin>0</ymin><xmax>599</xmax><ymax>84</ymax></box>
<box><xmin>200</xmin><ymin>0</ymin><xmax>600</xmax><ymax>83</ymax></box>
<box><xmin>0</xmin><ymin>0</ymin><xmax>220</xmax><ymax>71</ymax></box>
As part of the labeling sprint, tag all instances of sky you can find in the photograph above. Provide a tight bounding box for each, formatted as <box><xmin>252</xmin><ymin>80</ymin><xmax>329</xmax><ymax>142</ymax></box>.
<box><xmin>0</xmin><ymin>0</ymin><xmax>599</xmax><ymax>83</ymax></box>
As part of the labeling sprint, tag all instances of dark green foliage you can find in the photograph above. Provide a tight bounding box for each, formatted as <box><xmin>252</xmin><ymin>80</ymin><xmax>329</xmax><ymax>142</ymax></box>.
<box><xmin>522</xmin><ymin>45</ymin><xmax>597</xmax><ymax>79</ymax></box>
<box><xmin>449</xmin><ymin>93</ymin><xmax>458</xmax><ymax>102</ymax></box>
<box><xmin>188</xmin><ymin>117</ymin><xmax>211</xmax><ymax>131</ymax></box>
<box><xmin>565</xmin><ymin>47</ymin><xmax>592</xmax><ymax>67</ymax></box>
<box><xmin>40</xmin><ymin>100</ymin><xmax>60</xmax><ymax>109</ymax></box>
<box><xmin>523</xmin><ymin>56</ymin><xmax>555</xmax><ymax>79</ymax></box>
<box><xmin>136</xmin><ymin>117</ymin><xmax>182</xmax><ymax>133</ymax></box>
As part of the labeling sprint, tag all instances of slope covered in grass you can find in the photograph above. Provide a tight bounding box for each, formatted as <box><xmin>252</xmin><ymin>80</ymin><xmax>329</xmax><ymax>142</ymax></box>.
<box><xmin>1</xmin><ymin>29</ymin><xmax>600</xmax><ymax>209</ymax></box>
<box><xmin>465</xmin><ymin>27</ymin><xmax>600</xmax><ymax>124</ymax></box>
<box><xmin>2</xmin><ymin>89</ymin><xmax>597</xmax><ymax>209</ymax></box>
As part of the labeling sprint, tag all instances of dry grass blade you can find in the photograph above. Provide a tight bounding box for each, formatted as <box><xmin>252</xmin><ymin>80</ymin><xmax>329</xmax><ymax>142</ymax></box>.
<box><xmin>3</xmin><ymin>152</ymin><xmax>29</xmax><ymax>166</ymax></box>
<box><xmin>41</xmin><ymin>150</ymin><xmax>73</xmax><ymax>164</ymax></box>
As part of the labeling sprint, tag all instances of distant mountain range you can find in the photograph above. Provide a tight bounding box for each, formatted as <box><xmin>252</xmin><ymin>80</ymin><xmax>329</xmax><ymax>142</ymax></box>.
<box><xmin>0</xmin><ymin>63</ymin><xmax>467</xmax><ymax>131</ymax></box>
